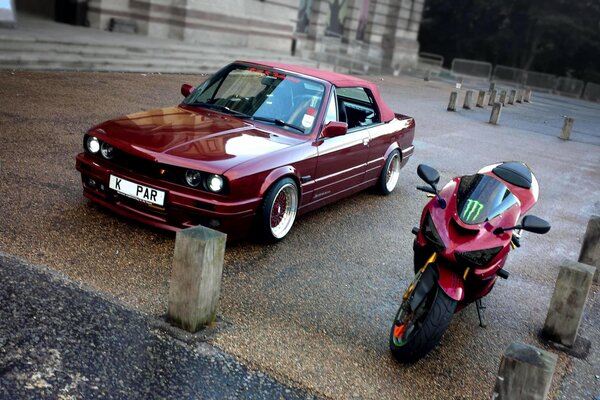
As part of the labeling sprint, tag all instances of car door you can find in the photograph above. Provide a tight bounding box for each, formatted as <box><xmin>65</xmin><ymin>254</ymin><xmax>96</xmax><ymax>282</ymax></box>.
<box><xmin>312</xmin><ymin>89</ymin><xmax>369</xmax><ymax>204</ymax></box>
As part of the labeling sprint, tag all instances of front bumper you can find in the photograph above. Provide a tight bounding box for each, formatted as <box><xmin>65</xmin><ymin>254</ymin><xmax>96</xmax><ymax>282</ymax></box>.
<box><xmin>75</xmin><ymin>152</ymin><xmax>261</xmax><ymax>237</ymax></box>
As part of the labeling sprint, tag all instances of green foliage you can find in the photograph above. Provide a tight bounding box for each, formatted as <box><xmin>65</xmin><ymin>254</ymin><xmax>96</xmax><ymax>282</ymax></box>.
<box><xmin>419</xmin><ymin>0</ymin><xmax>600</xmax><ymax>82</ymax></box>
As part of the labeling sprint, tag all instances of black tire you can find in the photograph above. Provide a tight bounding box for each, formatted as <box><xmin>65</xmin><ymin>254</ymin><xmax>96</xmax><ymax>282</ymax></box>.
<box><xmin>377</xmin><ymin>149</ymin><xmax>401</xmax><ymax>195</ymax></box>
<box><xmin>389</xmin><ymin>284</ymin><xmax>457</xmax><ymax>363</ymax></box>
<box><xmin>258</xmin><ymin>178</ymin><xmax>299</xmax><ymax>242</ymax></box>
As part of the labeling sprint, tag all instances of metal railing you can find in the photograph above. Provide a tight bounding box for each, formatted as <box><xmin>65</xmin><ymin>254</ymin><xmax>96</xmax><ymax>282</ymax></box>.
<box><xmin>417</xmin><ymin>52</ymin><xmax>444</xmax><ymax>74</ymax></box>
<box><xmin>583</xmin><ymin>82</ymin><xmax>600</xmax><ymax>102</ymax></box>
<box><xmin>451</xmin><ymin>58</ymin><xmax>492</xmax><ymax>80</ymax></box>
<box><xmin>555</xmin><ymin>77</ymin><xmax>585</xmax><ymax>97</ymax></box>
<box><xmin>447</xmin><ymin>59</ymin><xmax>599</xmax><ymax>102</ymax></box>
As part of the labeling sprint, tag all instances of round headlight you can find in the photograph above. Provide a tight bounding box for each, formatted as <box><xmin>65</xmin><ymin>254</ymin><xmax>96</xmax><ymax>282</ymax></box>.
<box><xmin>100</xmin><ymin>142</ymin><xmax>114</xmax><ymax>159</ymax></box>
<box><xmin>87</xmin><ymin>136</ymin><xmax>100</xmax><ymax>153</ymax></box>
<box><xmin>185</xmin><ymin>169</ymin><xmax>202</xmax><ymax>187</ymax></box>
<box><xmin>207</xmin><ymin>174</ymin><xmax>224</xmax><ymax>193</ymax></box>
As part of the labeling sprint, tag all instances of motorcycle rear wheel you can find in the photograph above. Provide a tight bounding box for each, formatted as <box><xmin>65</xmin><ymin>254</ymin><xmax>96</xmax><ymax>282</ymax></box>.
<box><xmin>389</xmin><ymin>283</ymin><xmax>457</xmax><ymax>363</ymax></box>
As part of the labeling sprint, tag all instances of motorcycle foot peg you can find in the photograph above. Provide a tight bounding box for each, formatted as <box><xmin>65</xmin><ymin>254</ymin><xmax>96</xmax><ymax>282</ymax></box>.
<box><xmin>475</xmin><ymin>299</ymin><xmax>487</xmax><ymax>328</ymax></box>
<box><xmin>411</xmin><ymin>226</ymin><xmax>419</xmax><ymax>235</ymax></box>
<box><xmin>497</xmin><ymin>269</ymin><xmax>510</xmax><ymax>280</ymax></box>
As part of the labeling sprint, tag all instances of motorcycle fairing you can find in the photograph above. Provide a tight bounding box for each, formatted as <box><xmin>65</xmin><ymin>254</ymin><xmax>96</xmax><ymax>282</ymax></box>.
<box><xmin>436</xmin><ymin>266</ymin><xmax>464</xmax><ymax>301</ymax></box>
<box><xmin>478</xmin><ymin>162</ymin><xmax>539</xmax><ymax>215</ymax></box>
<box><xmin>408</xmin><ymin>265</ymin><xmax>438</xmax><ymax>311</ymax></box>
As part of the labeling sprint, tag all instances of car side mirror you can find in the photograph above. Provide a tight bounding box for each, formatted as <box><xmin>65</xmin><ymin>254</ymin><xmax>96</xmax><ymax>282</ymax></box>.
<box><xmin>181</xmin><ymin>84</ymin><xmax>194</xmax><ymax>98</ymax></box>
<box><xmin>322</xmin><ymin>121</ymin><xmax>348</xmax><ymax>138</ymax></box>
<box><xmin>417</xmin><ymin>164</ymin><xmax>440</xmax><ymax>186</ymax></box>
<box><xmin>520</xmin><ymin>215</ymin><xmax>551</xmax><ymax>234</ymax></box>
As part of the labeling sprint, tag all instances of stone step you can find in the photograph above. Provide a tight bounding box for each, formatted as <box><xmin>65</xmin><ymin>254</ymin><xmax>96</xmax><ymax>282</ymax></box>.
<box><xmin>0</xmin><ymin>51</ymin><xmax>318</xmax><ymax>74</ymax></box>
<box><xmin>0</xmin><ymin>35</ymin><xmax>299</xmax><ymax>60</ymax></box>
<box><xmin>0</xmin><ymin>35</ymin><xmax>318</xmax><ymax>73</ymax></box>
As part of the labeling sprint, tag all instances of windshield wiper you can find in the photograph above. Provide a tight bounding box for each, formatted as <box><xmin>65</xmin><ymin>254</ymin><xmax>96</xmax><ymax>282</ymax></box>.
<box><xmin>251</xmin><ymin>116</ymin><xmax>305</xmax><ymax>134</ymax></box>
<box><xmin>190</xmin><ymin>102</ymin><xmax>252</xmax><ymax>118</ymax></box>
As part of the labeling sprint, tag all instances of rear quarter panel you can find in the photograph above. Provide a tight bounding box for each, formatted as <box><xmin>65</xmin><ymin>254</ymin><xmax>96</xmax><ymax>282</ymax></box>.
<box><xmin>365</xmin><ymin>115</ymin><xmax>415</xmax><ymax>182</ymax></box>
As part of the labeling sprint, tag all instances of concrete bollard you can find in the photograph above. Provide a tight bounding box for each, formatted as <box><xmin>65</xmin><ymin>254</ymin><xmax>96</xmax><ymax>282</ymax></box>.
<box><xmin>516</xmin><ymin>90</ymin><xmax>523</xmax><ymax>103</ymax></box>
<box><xmin>476</xmin><ymin>90</ymin><xmax>486</xmax><ymax>108</ymax></box>
<box><xmin>578</xmin><ymin>215</ymin><xmax>600</xmax><ymax>283</ymax></box>
<box><xmin>167</xmin><ymin>226</ymin><xmax>227</xmax><ymax>333</ymax></box>
<box><xmin>447</xmin><ymin>91</ymin><xmax>458</xmax><ymax>111</ymax></box>
<box><xmin>489</xmin><ymin>102</ymin><xmax>502</xmax><ymax>125</ymax></box>
<box><xmin>489</xmin><ymin>82</ymin><xmax>496</xmax><ymax>92</ymax></box>
<box><xmin>542</xmin><ymin>260</ymin><xmax>595</xmax><ymax>347</ymax></box>
<box><xmin>456</xmin><ymin>77</ymin><xmax>463</xmax><ymax>89</ymax></box>
<box><xmin>492</xmin><ymin>342</ymin><xmax>557</xmax><ymax>400</ymax></box>
<box><xmin>463</xmin><ymin>90</ymin><xmax>473</xmax><ymax>109</ymax></box>
<box><xmin>508</xmin><ymin>90</ymin><xmax>516</xmax><ymax>105</ymax></box>
<box><xmin>424</xmin><ymin>70</ymin><xmax>430</xmax><ymax>81</ymax></box>
<box><xmin>488</xmin><ymin>90</ymin><xmax>497</xmax><ymax>106</ymax></box>
<box><xmin>524</xmin><ymin>89</ymin><xmax>532</xmax><ymax>102</ymax></box>
<box><xmin>499</xmin><ymin>90</ymin><xmax>507</xmax><ymax>105</ymax></box>
<box><xmin>560</xmin><ymin>116</ymin><xmax>574</xmax><ymax>140</ymax></box>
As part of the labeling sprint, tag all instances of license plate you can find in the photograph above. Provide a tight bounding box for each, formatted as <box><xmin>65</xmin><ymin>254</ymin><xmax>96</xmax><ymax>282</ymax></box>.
<box><xmin>109</xmin><ymin>175</ymin><xmax>165</xmax><ymax>206</ymax></box>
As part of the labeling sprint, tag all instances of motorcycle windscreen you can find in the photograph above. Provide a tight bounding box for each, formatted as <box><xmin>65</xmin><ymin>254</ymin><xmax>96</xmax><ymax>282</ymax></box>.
<box><xmin>456</xmin><ymin>174</ymin><xmax>518</xmax><ymax>225</ymax></box>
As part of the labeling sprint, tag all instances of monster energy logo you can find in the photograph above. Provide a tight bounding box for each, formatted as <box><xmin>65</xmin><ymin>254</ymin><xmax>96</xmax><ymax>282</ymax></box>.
<box><xmin>462</xmin><ymin>199</ymin><xmax>484</xmax><ymax>222</ymax></box>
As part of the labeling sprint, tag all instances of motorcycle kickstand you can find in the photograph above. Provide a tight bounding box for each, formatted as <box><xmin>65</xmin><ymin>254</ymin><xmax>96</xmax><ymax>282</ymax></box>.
<box><xmin>475</xmin><ymin>299</ymin><xmax>487</xmax><ymax>328</ymax></box>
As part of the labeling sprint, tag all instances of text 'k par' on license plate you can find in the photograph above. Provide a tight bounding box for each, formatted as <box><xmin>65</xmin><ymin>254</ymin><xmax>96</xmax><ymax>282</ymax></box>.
<box><xmin>109</xmin><ymin>175</ymin><xmax>165</xmax><ymax>206</ymax></box>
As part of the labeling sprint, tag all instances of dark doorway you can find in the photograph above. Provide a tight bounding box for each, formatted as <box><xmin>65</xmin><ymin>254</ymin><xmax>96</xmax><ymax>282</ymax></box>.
<box><xmin>15</xmin><ymin>0</ymin><xmax>56</xmax><ymax>19</ymax></box>
<box><xmin>16</xmin><ymin>0</ymin><xmax>88</xmax><ymax>26</ymax></box>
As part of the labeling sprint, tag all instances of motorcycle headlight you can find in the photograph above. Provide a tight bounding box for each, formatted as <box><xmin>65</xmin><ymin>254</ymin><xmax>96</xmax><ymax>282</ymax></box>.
<box><xmin>422</xmin><ymin>212</ymin><xmax>445</xmax><ymax>251</ymax></box>
<box><xmin>455</xmin><ymin>247</ymin><xmax>503</xmax><ymax>267</ymax></box>
<box><xmin>185</xmin><ymin>169</ymin><xmax>202</xmax><ymax>187</ymax></box>
<box><xmin>206</xmin><ymin>174</ymin><xmax>224</xmax><ymax>193</ymax></box>
<box><xmin>86</xmin><ymin>136</ymin><xmax>100</xmax><ymax>154</ymax></box>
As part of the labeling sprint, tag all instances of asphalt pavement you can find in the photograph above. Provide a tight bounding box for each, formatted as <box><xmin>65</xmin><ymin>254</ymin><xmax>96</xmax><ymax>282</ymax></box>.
<box><xmin>0</xmin><ymin>252</ymin><xmax>315</xmax><ymax>399</ymax></box>
<box><xmin>0</xmin><ymin>71</ymin><xmax>599</xmax><ymax>399</ymax></box>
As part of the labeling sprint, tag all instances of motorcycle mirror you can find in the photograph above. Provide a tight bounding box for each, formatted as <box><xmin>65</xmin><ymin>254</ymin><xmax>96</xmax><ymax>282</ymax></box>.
<box><xmin>493</xmin><ymin>215</ymin><xmax>551</xmax><ymax>235</ymax></box>
<box><xmin>520</xmin><ymin>215</ymin><xmax>551</xmax><ymax>234</ymax></box>
<box><xmin>417</xmin><ymin>164</ymin><xmax>440</xmax><ymax>186</ymax></box>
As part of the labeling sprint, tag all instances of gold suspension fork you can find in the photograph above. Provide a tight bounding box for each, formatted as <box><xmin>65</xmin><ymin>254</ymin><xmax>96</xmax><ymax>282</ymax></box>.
<box><xmin>403</xmin><ymin>253</ymin><xmax>438</xmax><ymax>301</ymax></box>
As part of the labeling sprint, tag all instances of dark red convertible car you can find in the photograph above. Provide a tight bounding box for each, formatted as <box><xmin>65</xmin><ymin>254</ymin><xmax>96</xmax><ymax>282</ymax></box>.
<box><xmin>76</xmin><ymin>61</ymin><xmax>415</xmax><ymax>241</ymax></box>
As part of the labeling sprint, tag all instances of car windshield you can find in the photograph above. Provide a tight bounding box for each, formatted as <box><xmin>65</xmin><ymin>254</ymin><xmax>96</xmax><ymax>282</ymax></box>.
<box><xmin>184</xmin><ymin>65</ymin><xmax>325</xmax><ymax>135</ymax></box>
<box><xmin>456</xmin><ymin>174</ymin><xmax>518</xmax><ymax>225</ymax></box>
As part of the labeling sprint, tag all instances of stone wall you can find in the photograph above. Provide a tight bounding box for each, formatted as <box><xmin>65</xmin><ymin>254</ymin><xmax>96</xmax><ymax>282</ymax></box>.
<box><xmin>296</xmin><ymin>0</ymin><xmax>422</xmax><ymax>71</ymax></box>
<box><xmin>88</xmin><ymin>0</ymin><xmax>297</xmax><ymax>53</ymax></box>
<box><xmin>86</xmin><ymin>0</ymin><xmax>423</xmax><ymax>71</ymax></box>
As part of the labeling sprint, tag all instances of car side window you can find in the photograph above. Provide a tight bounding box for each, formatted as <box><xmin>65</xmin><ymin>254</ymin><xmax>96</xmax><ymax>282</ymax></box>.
<box><xmin>336</xmin><ymin>87</ymin><xmax>381</xmax><ymax>131</ymax></box>
<box><xmin>324</xmin><ymin>91</ymin><xmax>338</xmax><ymax>125</ymax></box>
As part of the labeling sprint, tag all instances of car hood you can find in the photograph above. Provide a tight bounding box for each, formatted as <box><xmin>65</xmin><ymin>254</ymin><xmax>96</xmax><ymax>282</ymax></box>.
<box><xmin>92</xmin><ymin>106</ymin><xmax>304</xmax><ymax>174</ymax></box>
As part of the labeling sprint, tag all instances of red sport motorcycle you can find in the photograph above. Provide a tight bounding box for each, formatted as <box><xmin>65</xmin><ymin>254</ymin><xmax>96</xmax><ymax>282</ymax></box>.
<box><xmin>389</xmin><ymin>162</ymin><xmax>550</xmax><ymax>362</ymax></box>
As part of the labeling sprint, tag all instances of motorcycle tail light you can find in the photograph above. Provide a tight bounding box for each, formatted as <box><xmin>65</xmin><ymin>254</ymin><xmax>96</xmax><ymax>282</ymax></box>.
<box><xmin>455</xmin><ymin>247</ymin><xmax>503</xmax><ymax>267</ymax></box>
<box><xmin>422</xmin><ymin>212</ymin><xmax>445</xmax><ymax>252</ymax></box>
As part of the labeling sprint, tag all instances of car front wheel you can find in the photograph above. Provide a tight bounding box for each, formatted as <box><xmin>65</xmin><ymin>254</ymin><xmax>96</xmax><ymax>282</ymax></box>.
<box><xmin>258</xmin><ymin>178</ymin><xmax>299</xmax><ymax>242</ymax></box>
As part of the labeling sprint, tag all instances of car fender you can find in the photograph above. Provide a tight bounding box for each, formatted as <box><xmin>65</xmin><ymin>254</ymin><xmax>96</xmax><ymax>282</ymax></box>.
<box><xmin>258</xmin><ymin>166</ymin><xmax>301</xmax><ymax>198</ymax></box>
<box><xmin>383</xmin><ymin>143</ymin><xmax>401</xmax><ymax>161</ymax></box>
<box><xmin>437</xmin><ymin>265</ymin><xmax>464</xmax><ymax>301</ymax></box>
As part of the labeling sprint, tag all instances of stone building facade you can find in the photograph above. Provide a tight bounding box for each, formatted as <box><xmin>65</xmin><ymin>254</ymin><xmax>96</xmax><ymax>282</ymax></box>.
<box><xmin>86</xmin><ymin>0</ymin><xmax>423</xmax><ymax>71</ymax></box>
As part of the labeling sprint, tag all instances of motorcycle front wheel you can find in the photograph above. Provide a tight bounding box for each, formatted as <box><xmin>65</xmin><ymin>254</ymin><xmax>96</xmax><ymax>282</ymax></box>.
<box><xmin>389</xmin><ymin>282</ymin><xmax>457</xmax><ymax>363</ymax></box>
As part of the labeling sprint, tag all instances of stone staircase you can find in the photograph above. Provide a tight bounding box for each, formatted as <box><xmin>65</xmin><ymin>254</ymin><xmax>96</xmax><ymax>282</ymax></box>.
<box><xmin>0</xmin><ymin>14</ymin><xmax>319</xmax><ymax>74</ymax></box>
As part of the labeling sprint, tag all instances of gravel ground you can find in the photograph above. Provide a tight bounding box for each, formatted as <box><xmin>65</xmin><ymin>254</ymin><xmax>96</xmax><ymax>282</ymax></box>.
<box><xmin>0</xmin><ymin>252</ymin><xmax>316</xmax><ymax>399</ymax></box>
<box><xmin>1</xmin><ymin>71</ymin><xmax>599</xmax><ymax>399</ymax></box>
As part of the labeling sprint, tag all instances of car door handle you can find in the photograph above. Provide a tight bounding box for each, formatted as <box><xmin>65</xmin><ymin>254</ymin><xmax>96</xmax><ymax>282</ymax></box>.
<box><xmin>363</xmin><ymin>138</ymin><xmax>370</xmax><ymax>146</ymax></box>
